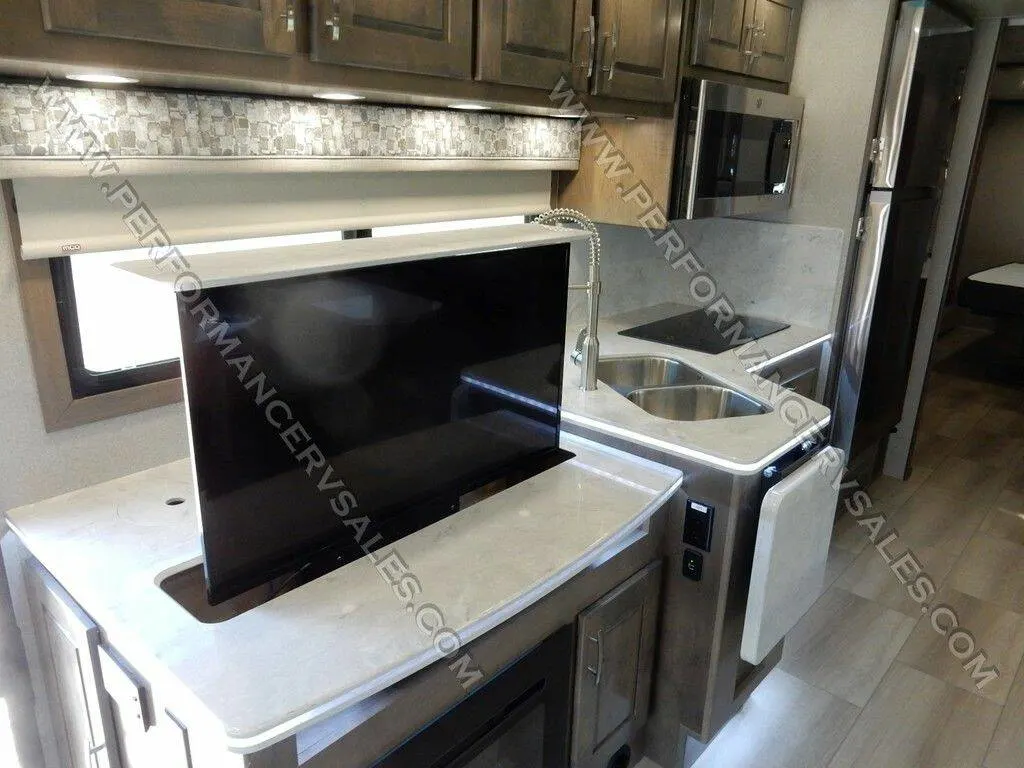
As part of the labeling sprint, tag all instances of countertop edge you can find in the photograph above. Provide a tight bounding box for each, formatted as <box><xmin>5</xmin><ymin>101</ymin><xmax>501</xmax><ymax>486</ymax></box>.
<box><xmin>221</xmin><ymin>468</ymin><xmax>681</xmax><ymax>752</ymax></box>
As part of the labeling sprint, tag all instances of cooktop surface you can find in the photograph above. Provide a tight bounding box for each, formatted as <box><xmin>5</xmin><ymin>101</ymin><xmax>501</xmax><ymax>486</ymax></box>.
<box><xmin>619</xmin><ymin>309</ymin><xmax>790</xmax><ymax>354</ymax></box>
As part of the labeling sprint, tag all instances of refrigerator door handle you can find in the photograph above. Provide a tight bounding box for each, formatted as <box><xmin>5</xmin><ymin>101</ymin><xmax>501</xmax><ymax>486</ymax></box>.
<box><xmin>872</xmin><ymin>3</ymin><xmax>925</xmax><ymax>188</ymax></box>
<box><xmin>832</xmin><ymin>196</ymin><xmax>891</xmax><ymax>455</ymax></box>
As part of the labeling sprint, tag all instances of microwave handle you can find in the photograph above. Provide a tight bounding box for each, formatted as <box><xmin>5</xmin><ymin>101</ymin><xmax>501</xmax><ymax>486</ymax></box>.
<box><xmin>766</xmin><ymin>127</ymin><xmax>787</xmax><ymax>189</ymax></box>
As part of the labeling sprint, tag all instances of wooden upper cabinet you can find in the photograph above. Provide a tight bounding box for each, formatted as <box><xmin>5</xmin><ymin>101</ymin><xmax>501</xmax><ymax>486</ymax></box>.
<box><xmin>591</xmin><ymin>0</ymin><xmax>685</xmax><ymax>104</ymax></box>
<box><xmin>39</xmin><ymin>0</ymin><xmax>299</xmax><ymax>55</ymax></box>
<box><xmin>311</xmin><ymin>0</ymin><xmax>473</xmax><ymax>78</ymax></box>
<box><xmin>691</xmin><ymin>0</ymin><xmax>754</xmax><ymax>75</ymax></box>
<box><xmin>477</xmin><ymin>0</ymin><xmax>595</xmax><ymax>93</ymax></box>
<box><xmin>691</xmin><ymin>0</ymin><xmax>802</xmax><ymax>83</ymax></box>
<box><xmin>748</xmin><ymin>0</ymin><xmax>802</xmax><ymax>82</ymax></box>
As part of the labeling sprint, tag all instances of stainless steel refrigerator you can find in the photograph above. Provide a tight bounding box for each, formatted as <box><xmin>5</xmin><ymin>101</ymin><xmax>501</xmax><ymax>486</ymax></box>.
<box><xmin>832</xmin><ymin>0</ymin><xmax>973</xmax><ymax>472</ymax></box>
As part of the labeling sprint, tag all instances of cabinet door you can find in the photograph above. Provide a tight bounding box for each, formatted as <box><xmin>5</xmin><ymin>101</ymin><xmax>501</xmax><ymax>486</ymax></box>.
<box><xmin>39</xmin><ymin>0</ymin><xmax>298</xmax><ymax>55</ymax></box>
<box><xmin>592</xmin><ymin>0</ymin><xmax>685</xmax><ymax>103</ymax></box>
<box><xmin>691</xmin><ymin>0</ymin><xmax>756</xmax><ymax>75</ymax></box>
<box><xmin>99</xmin><ymin>646</ymin><xmax>193</xmax><ymax>768</ymax></box>
<box><xmin>572</xmin><ymin>560</ymin><xmax>662</xmax><ymax>767</ymax></box>
<box><xmin>747</xmin><ymin>0</ymin><xmax>802</xmax><ymax>82</ymax></box>
<box><xmin>25</xmin><ymin>560</ymin><xmax>121</xmax><ymax>768</ymax></box>
<box><xmin>311</xmin><ymin>0</ymin><xmax>473</xmax><ymax>78</ymax></box>
<box><xmin>477</xmin><ymin>0</ymin><xmax>595</xmax><ymax>93</ymax></box>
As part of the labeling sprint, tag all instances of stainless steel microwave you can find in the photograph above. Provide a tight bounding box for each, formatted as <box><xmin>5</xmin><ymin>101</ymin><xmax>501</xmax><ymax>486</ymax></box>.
<box><xmin>669</xmin><ymin>80</ymin><xmax>804</xmax><ymax>220</ymax></box>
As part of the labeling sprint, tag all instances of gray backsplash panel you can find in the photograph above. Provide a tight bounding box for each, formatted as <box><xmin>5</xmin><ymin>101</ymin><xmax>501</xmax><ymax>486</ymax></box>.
<box><xmin>0</xmin><ymin>83</ymin><xmax>579</xmax><ymax>162</ymax></box>
<box><xmin>568</xmin><ymin>218</ymin><xmax>846</xmax><ymax>333</ymax></box>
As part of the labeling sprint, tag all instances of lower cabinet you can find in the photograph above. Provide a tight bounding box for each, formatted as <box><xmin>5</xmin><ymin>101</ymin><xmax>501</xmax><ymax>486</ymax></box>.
<box><xmin>23</xmin><ymin>558</ymin><xmax>193</xmax><ymax>768</ymax></box>
<box><xmin>572</xmin><ymin>560</ymin><xmax>662</xmax><ymax>768</ymax></box>
<box><xmin>24</xmin><ymin>559</ymin><xmax>121</xmax><ymax>768</ymax></box>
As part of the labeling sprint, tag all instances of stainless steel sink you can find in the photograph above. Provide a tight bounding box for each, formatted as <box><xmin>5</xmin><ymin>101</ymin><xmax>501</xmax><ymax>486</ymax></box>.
<box><xmin>596</xmin><ymin>355</ymin><xmax>718</xmax><ymax>396</ymax></box>
<box><xmin>596</xmin><ymin>356</ymin><xmax>769</xmax><ymax>421</ymax></box>
<box><xmin>626</xmin><ymin>385</ymin><xmax>769</xmax><ymax>421</ymax></box>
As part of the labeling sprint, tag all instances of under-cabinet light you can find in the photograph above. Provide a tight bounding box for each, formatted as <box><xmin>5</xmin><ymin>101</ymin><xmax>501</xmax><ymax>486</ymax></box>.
<box><xmin>313</xmin><ymin>92</ymin><xmax>365</xmax><ymax>101</ymax></box>
<box><xmin>449</xmin><ymin>103</ymin><xmax>489</xmax><ymax>111</ymax></box>
<box><xmin>66</xmin><ymin>73</ymin><xmax>139</xmax><ymax>85</ymax></box>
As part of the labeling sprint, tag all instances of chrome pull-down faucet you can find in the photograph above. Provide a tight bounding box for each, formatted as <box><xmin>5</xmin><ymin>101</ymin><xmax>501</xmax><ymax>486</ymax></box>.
<box><xmin>534</xmin><ymin>209</ymin><xmax>601</xmax><ymax>391</ymax></box>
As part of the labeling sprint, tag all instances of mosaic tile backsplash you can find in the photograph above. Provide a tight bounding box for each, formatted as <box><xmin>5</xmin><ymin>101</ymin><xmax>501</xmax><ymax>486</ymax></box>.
<box><xmin>0</xmin><ymin>83</ymin><xmax>580</xmax><ymax>164</ymax></box>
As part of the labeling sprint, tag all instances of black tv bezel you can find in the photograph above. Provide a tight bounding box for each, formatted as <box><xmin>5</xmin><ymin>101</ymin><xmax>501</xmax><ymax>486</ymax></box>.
<box><xmin>178</xmin><ymin>243</ymin><xmax>573</xmax><ymax>606</ymax></box>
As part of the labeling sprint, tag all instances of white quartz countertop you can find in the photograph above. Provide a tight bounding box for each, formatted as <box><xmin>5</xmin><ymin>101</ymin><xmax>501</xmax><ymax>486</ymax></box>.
<box><xmin>4</xmin><ymin>433</ymin><xmax>680</xmax><ymax>754</ymax></box>
<box><xmin>562</xmin><ymin>303</ymin><xmax>833</xmax><ymax>473</ymax></box>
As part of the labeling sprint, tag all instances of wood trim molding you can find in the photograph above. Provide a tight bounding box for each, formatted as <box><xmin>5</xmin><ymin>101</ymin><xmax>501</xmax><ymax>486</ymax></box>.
<box><xmin>3</xmin><ymin>181</ymin><xmax>182</xmax><ymax>432</ymax></box>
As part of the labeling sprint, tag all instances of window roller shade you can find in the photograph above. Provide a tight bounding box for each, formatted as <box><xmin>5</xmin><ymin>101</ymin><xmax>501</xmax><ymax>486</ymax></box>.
<box><xmin>13</xmin><ymin>171</ymin><xmax>552</xmax><ymax>259</ymax></box>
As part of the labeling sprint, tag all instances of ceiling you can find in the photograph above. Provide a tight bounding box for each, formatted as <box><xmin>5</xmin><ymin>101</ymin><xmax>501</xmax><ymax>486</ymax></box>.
<box><xmin>951</xmin><ymin>0</ymin><xmax>1024</xmax><ymax>18</ymax></box>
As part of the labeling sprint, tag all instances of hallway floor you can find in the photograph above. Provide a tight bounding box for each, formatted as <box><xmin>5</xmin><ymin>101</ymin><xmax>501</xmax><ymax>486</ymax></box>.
<box><xmin>680</xmin><ymin>327</ymin><xmax>1024</xmax><ymax>768</ymax></box>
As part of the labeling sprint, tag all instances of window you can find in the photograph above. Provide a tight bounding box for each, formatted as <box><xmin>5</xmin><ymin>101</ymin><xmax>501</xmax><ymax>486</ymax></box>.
<box><xmin>36</xmin><ymin>216</ymin><xmax>532</xmax><ymax>427</ymax></box>
<box><xmin>51</xmin><ymin>253</ymin><xmax>180</xmax><ymax>398</ymax></box>
<box><xmin>50</xmin><ymin>230</ymin><xmax>349</xmax><ymax>398</ymax></box>
<box><xmin>50</xmin><ymin>220</ymin><xmax>529</xmax><ymax>399</ymax></box>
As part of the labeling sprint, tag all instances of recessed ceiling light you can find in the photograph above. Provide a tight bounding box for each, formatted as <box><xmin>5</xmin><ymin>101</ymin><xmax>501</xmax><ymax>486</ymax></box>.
<box><xmin>449</xmin><ymin>103</ymin><xmax>489</xmax><ymax>111</ymax></box>
<box><xmin>313</xmin><ymin>92</ymin><xmax>365</xmax><ymax>101</ymax></box>
<box><xmin>66</xmin><ymin>73</ymin><xmax>139</xmax><ymax>85</ymax></box>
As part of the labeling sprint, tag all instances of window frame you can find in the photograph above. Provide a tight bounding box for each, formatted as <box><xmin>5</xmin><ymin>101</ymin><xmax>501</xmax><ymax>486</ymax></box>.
<box><xmin>48</xmin><ymin>256</ymin><xmax>180</xmax><ymax>398</ymax></box>
<box><xmin>5</xmin><ymin>181</ymin><xmax>183</xmax><ymax>432</ymax></box>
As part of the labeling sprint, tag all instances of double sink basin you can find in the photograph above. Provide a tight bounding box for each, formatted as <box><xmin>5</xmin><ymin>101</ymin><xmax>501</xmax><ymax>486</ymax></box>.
<box><xmin>596</xmin><ymin>356</ymin><xmax>770</xmax><ymax>422</ymax></box>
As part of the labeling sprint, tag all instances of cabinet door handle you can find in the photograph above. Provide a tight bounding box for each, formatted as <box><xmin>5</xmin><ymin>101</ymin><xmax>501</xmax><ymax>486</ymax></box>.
<box><xmin>576</xmin><ymin>15</ymin><xmax>596</xmax><ymax>78</ymax></box>
<box><xmin>604</xmin><ymin>21</ymin><xmax>619</xmax><ymax>84</ymax></box>
<box><xmin>88</xmin><ymin>741</ymin><xmax>107</xmax><ymax>768</ymax></box>
<box><xmin>585</xmin><ymin>632</ymin><xmax>604</xmax><ymax>686</ymax></box>
<box><xmin>280</xmin><ymin>1</ymin><xmax>296</xmax><ymax>33</ymax></box>
<box><xmin>325</xmin><ymin>0</ymin><xmax>341</xmax><ymax>41</ymax></box>
<box><xmin>744</xmin><ymin>19</ymin><xmax>766</xmax><ymax>70</ymax></box>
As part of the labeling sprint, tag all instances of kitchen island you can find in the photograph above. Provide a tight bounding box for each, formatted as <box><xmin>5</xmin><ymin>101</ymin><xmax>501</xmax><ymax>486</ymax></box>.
<box><xmin>2</xmin><ymin>432</ymin><xmax>680</xmax><ymax>767</ymax></box>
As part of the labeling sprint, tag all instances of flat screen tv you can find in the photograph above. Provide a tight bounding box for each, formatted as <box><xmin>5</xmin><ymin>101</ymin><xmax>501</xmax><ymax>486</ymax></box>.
<box><xmin>178</xmin><ymin>243</ymin><xmax>572</xmax><ymax>604</ymax></box>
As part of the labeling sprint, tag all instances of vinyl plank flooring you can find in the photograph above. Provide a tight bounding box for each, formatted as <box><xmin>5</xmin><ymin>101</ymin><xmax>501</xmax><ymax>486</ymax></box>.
<box><xmin>827</xmin><ymin>663</ymin><xmax>1002</xmax><ymax>768</ymax></box>
<box><xmin>837</xmin><ymin>544</ymin><xmax>958</xmax><ymax>618</ymax></box>
<box><xmin>978</xmin><ymin>490</ymin><xmax>1024</xmax><ymax>547</ymax></box>
<box><xmin>1006</xmin><ymin>461</ymin><xmax>1024</xmax><ymax>494</ymax></box>
<box><xmin>823</xmin><ymin>542</ymin><xmax>860</xmax><ymax>590</ymax></box>
<box><xmin>781</xmin><ymin>587</ymin><xmax>916</xmax><ymax>707</ymax></box>
<box><xmin>911</xmin><ymin>431</ymin><xmax>960</xmax><ymax>471</ymax></box>
<box><xmin>896</xmin><ymin>587</ymin><xmax>1024</xmax><ymax>705</ymax></box>
<box><xmin>689</xmin><ymin>669</ymin><xmax>860</xmax><ymax>768</ymax></box>
<box><xmin>953</xmin><ymin>426</ymin><xmax>1024</xmax><ymax>470</ymax></box>
<box><xmin>975</xmin><ymin>403</ymin><xmax>1024</xmax><ymax>437</ymax></box>
<box><xmin>832</xmin><ymin>510</ymin><xmax>871</xmax><ymax>556</ymax></box>
<box><xmin>931</xmin><ymin>403</ymin><xmax>991</xmax><ymax>440</ymax></box>
<box><xmin>985</xmin><ymin>658</ymin><xmax>1024</xmax><ymax>768</ymax></box>
<box><xmin>924</xmin><ymin>457</ymin><xmax>1010</xmax><ymax>505</ymax></box>
<box><xmin>891</xmin><ymin>485</ymin><xmax>989</xmax><ymax>555</ymax></box>
<box><xmin>949</xmin><ymin>534</ymin><xmax>1024</xmax><ymax>615</ymax></box>
<box><xmin>865</xmin><ymin>466</ymin><xmax>934</xmax><ymax>510</ymax></box>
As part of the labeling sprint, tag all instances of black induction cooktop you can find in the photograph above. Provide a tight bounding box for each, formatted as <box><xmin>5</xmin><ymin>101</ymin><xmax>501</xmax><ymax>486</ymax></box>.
<box><xmin>619</xmin><ymin>309</ymin><xmax>790</xmax><ymax>354</ymax></box>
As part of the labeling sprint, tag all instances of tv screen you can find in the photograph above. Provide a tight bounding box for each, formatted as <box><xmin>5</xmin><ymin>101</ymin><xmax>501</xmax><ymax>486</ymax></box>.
<box><xmin>178</xmin><ymin>243</ymin><xmax>571</xmax><ymax>604</ymax></box>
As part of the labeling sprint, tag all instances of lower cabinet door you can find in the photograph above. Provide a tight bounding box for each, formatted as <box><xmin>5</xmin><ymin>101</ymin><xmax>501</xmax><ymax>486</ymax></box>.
<box><xmin>572</xmin><ymin>560</ymin><xmax>662</xmax><ymax>767</ymax></box>
<box><xmin>98</xmin><ymin>645</ymin><xmax>193</xmax><ymax>768</ymax></box>
<box><xmin>25</xmin><ymin>559</ymin><xmax>121</xmax><ymax>768</ymax></box>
